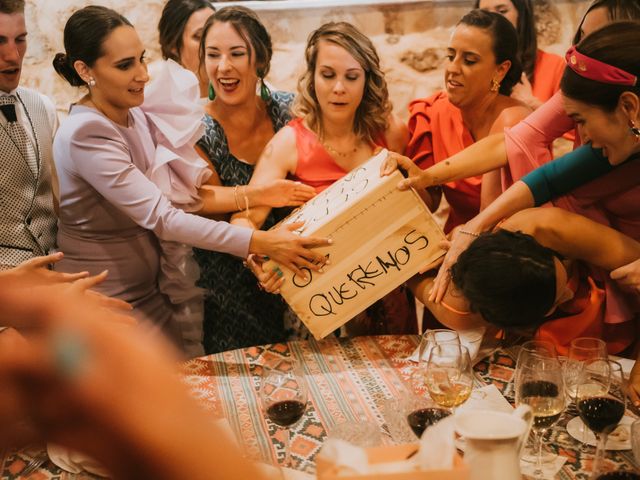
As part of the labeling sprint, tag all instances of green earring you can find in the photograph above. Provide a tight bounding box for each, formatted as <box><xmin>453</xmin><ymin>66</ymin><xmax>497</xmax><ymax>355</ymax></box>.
<box><xmin>260</xmin><ymin>78</ymin><xmax>271</xmax><ymax>102</ymax></box>
<box><xmin>208</xmin><ymin>82</ymin><xmax>215</xmax><ymax>101</ymax></box>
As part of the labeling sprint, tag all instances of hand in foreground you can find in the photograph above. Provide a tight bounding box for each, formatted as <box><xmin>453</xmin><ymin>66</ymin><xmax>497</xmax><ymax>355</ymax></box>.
<box><xmin>610</xmin><ymin>258</ymin><xmax>640</xmax><ymax>295</ymax></box>
<box><xmin>428</xmin><ymin>226</ymin><xmax>478</xmax><ymax>303</ymax></box>
<box><xmin>0</xmin><ymin>281</ymin><xmax>266</xmax><ymax>480</ymax></box>
<box><xmin>0</xmin><ymin>252</ymin><xmax>89</xmax><ymax>286</ymax></box>
<box><xmin>250</xmin><ymin>222</ymin><xmax>331</xmax><ymax>278</ymax></box>
<box><xmin>259</xmin><ymin>179</ymin><xmax>316</xmax><ymax>208</ymax></box>
<box><xmin>379</xmin><ymin>153</ymin><xmax>434</xmax><ymax>191</ymax></box>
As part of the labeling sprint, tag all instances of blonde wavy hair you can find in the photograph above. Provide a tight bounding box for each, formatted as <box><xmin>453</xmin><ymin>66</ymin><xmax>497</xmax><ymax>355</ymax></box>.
<box><xmin>292</xmin><ymin>22</ymin><xmax>392</xmax><ymax>144</ymax></box>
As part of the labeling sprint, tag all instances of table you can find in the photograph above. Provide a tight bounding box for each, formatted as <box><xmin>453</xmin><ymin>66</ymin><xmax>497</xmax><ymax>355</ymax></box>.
<box><xmin>2</xmin><ymin>335</ymin><xmax>638</xmax><ymax>479</ymax></box>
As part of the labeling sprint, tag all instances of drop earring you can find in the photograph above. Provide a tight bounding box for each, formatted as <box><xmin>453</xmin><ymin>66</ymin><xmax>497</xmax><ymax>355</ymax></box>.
<box><xmin>87</xmin><ymin>77</ymin><xmax>96</xmax><ymax>87</ymax></box>
<box><xmin>630</xmin><ymin>119</ymin><xmax>640</xmax><ymax>139</ymax></box>
<box><xmin>490</xmin><ymin>78</ymin><xmax>500</xmax><ymax>93</ymax></box>
<box><xmin>208</xmin><ymin>82</ymin><xmax>215</xmax><ymax>101</ymax></box>
<box><xmin>260</xmin><ymin>77</ymin><xmax>271</xmax><ymax>102</ymax></box>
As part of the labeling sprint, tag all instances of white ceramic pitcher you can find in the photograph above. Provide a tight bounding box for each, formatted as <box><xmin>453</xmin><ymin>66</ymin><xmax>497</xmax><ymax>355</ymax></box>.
<box><xmin>455</xmin><ymin>405</ymin><xmax>533</xmax><ymax>480</ymax></box>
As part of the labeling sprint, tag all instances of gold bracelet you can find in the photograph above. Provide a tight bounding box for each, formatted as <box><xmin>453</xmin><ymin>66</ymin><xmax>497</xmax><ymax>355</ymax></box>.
<box><xmin>242</xmin><ymin>186</ymin><xmax>250</xmax><ymax>219</ymax></box>
<box><xmin>458</xmin><ymin>229</ymin><xmax>480</xmax><ymax>238</ymax></box>
<box><xmin>233</xmin><ymin>185</ymin><xmax>241</xmax><ymax>211</ymax></box>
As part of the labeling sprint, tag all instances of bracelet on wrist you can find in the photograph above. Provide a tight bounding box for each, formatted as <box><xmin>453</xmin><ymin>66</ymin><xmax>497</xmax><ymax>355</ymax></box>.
<box><xmin>458</xmin><ymin>229</ymin><xmax>480</xmax><ymax>238</ymax></box>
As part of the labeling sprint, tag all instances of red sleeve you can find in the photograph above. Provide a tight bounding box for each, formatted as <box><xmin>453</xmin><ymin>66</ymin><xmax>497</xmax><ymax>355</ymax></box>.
<box><xmin>405</xmin><ymin>91</ymin><xmax>448</xmax><ymax>170</ymax></box>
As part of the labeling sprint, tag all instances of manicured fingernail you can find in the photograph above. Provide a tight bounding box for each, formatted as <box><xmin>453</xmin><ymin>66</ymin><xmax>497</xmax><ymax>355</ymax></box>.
<box><xmin>319</xmin><ymin>267</ymin><xmax>324</xmax><ymax>273</ymax></box>
<box><xmin>325</xmin><ymin>259</ymin><xmax>331</xmax><ymax>265</ymax></box>
<box><xmin>327</xmin><ymin>238</ymin><xmax>333</xmax><ymax>245</ymax></box>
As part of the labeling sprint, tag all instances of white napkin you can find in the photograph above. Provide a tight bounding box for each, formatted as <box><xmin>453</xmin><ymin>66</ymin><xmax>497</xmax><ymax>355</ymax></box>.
<box><xmin>416</xmin><ymin>415</ymin><xmax>456</xmax><ymax>470</ymax></box>
<box><xmin>456</xmin><ymin>384</ymin><xmax>514</xmax><ymax>415</ymax></box>
<box><xmin>47</xmin><ymin>443</ymin><xmax>109</xmax><ymax>477</ymax></box>
<box><xmin>409</xmin><ymin>327</ymin><xmax>486</xmax><ymax>363</ymax></box>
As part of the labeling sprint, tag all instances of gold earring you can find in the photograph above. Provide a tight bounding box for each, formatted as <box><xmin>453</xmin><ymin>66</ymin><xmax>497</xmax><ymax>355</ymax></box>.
<box><xmin>490</xmin><ymin>79</ymin><xmax>500</xmax><ymax>93</ymax></box>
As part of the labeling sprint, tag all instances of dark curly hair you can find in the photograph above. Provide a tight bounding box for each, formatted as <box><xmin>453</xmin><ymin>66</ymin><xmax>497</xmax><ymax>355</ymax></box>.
<box><xmin>450</xmin><ymin>229</ymin><xmax>558</xmax><ymax>330</ymax></box>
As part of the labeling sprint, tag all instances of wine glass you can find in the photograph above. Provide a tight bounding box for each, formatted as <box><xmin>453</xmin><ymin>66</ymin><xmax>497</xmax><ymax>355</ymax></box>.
<box><xmin>516</xmin><ymin>339</ymin><xmax>557</xmax><ymax>369</ymax></box>
<box><xmin>577</xmin><ymin>360</ymin><xmax>626</xmax><ymax>477</ymax></box>
<box><xmin>260</xmin><ymin>358</ymin><xmax>308</xmax><ymax>468</ymax></box>
<box><xmin>418</xmin><ymin>329</ymin><xmax>460</xmax><ymax>362</ymax></box>
<box><xmin>424</xmin><ymin>344</ymin><xmax>474</xmax><ymax>410</ymax></box>
<box><xmin>413</xmin><ymin>330</ymin><xmax>460</xmax><ymax>392</ymax></box>
<box><xmin>515</xmin><ymin>355</ymin><xmax>566</xmax><ymax>480</ymax></box>
<box><xmin>401</xmin><ymin>393</ymin><xmax>452</xmax><ymax>439</ymax></box>
<box><xmin>564</xmin><ymin>337</ymin><xmax>608</xmax><ymax>451</ymax></box>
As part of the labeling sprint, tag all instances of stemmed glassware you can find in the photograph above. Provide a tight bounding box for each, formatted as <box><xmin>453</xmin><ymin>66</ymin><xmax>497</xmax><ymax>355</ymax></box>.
<box><xmin>576</xmin><ymin>360</ymin><xmax>626</xmax><ymax>478</ymax></box>
<box><xmin>564</xmin><ymin>337</ymin><xmax>608</xmax><ymax>451</ymax></box>
<box><xmin>424</xmin><ymin>344</ymin><xmax>474</xmax><ymax>411</ymax></box>
<box><xmin>414</xmin><ymin>329</ymin><xmax>460</xmax><ymax>392</ymax></box>
<box><xmin>515</xmin><ymin>354</ymin><xmax>566</xmax><ymax>480</ymax></box>
<box><xmin>260</xmin><ymin>358</ymin><xmax>308</xmax><ymax>468</ymax></box>
<box><xmin>402</xmin><ymin>393</ymin><xmax>452</xmax><ymax>439</ymax></box>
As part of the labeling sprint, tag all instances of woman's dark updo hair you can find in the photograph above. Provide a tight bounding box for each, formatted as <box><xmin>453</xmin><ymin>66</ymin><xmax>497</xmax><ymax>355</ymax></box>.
<box><xmin>53</xmin><ymin>5</ymin><xmax>132</xmax><ymax>87</ymax></box>
<box><xmin>458</xmin><ymin>9</ymin><xmax>523</xmax><ymax>96</ymax></box>
<box><xmin>562</xmin><ymin>21</ymin><xmax>640</xmax><ymax>112</ymax></box>
<box><xmin>450</xmin><ymin>229</ymin><xmax>558</xmax><ymax>330</ymax></box>
<box><xmin>198</xmin><ymin>6</ymin><xmax>273</xmax><ymax>79</ymax></box>
<box><xmin>158</xmin><ymin>0</ymin><xmax>214</xmax><ymax>63</ymax></box>
<box><xmin>474</xmin><ymin>0</ymin><xmax>537</xmax><ymax>84</ymax></box>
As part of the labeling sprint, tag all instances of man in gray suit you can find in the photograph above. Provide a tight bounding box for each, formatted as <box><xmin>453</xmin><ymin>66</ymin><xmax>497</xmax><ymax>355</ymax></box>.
<box><xmin>0</xmin><ymin>0</ymin><xmax>57</xmax><ymax>269</ymax></box>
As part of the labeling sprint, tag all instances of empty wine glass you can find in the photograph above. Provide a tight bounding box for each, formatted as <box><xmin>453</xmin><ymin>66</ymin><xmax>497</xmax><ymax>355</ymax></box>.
<box><xmin>260</xmin><ymin>358</ymin><xmax>308</xmax><ymax>468</ymax></box>
<box><xmin>515</xmin><ymin>355</ymin><xmax>566</xmax><ymax>480</ymax></box>
<box><xmin>577</xmin><ymin>360</ymin><xmax>626</xmax><ymax>477</ymax></box>
<box><xmin>418</xmin><ymin>329</ymin><xmax>461</xmax><ymax>362</ymax></box>
<box><xmin>424</xmin><ymin>344</ymin><xmax>473</xmax><ymax>410</ymax></box>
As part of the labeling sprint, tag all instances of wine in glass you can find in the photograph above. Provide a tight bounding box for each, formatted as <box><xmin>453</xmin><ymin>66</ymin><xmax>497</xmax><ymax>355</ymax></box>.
<box><xmin>515</xmin><ymin>356</ymin><xmax>566</xmax><ymax>480</ymax></box>
<box><xmin>402</xmin><ymin>394</ymin><xmax>452</xmax><ymax>439</ymax></box>
<box><xmin>577</xmin><ymin>360</ymin><xmax>626</xmax><ymax>477</ymax></box>
<box><xmin>260</xmin><ymin>358</ymin><xmax>308</xmax><ymax>467</ymax></box>
<box><xmin>564</xmin><ymin>337</ymin><xmax>608</xmax><ymax>451</ymax></box>
<box><xmin>425</xmin><ymin>344</ymin><xmax>474</xmax><ymax>410</ymax></box>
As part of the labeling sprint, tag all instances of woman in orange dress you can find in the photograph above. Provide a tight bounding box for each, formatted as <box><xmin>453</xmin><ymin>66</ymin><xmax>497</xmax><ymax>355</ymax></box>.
<box><xmin>475</xmin><ymin>0</ymin><xmax>565</xmax><ymax>109</ymax></box>
<box><xmin>406</xmin><ymin>9</ymin><xmax>531</xmax><ymax>233</ymax></box>
<box><xmin>234</xmin><ymin>22</ymin><xmax>418</xmax><ymax>336</ymax></box>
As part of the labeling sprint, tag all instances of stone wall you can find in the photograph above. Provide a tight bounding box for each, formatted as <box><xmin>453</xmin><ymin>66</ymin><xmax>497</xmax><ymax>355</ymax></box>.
<box><xmin>23</xmin><ymin>0</ymin><xmax>590</xmax><ymax>120</ymax></box>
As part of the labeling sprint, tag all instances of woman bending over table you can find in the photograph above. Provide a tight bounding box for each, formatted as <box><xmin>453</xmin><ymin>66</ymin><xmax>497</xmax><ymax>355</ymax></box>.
<box><xmin>51</xmin><ymin>6</ymin><xmax>328</xmax><ymax>347</ymax></box>
<box><xmin>405</xmin><ymin>9</ymin><xmax>531</xmax><ymax>233</ymax></box>
<box><xmin>235</xmin><ymin>21</ymin><xmax>418</xmax><ymax>336</ymax></box>
<box><xmin>475</xmin><ymin>0</ymin><xmax>564</xmax><ymax>110</ymax></box>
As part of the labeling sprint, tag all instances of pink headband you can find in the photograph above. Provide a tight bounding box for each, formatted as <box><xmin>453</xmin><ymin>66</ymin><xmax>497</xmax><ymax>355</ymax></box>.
<box><xmin>565</xmin><ymin>46</ymin><xmax>637</xmax><ymax>87</ymax></box>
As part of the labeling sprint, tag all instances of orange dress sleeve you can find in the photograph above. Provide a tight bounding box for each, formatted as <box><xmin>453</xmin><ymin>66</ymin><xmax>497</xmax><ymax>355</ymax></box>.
<box><xmin>406</xmin><ymin>91</ymin><xmax>480</xmax><ymax>232</ymax></box>
<box><xmin>531</xmin><ymin>49</ymin><xmax>565</xmax><ymax>104</ymax></box>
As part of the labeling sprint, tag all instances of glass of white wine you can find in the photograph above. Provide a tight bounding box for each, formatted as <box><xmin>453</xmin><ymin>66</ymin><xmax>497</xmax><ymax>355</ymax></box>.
<box><xmin>425</xmin><ymin>344</ymin><xmax>474</xmax><ymax>410</ymax></box>
<box><xmin>515</xmin><ymin>356</ymin><xmax>566</xmax><ymax>480</ymax></box>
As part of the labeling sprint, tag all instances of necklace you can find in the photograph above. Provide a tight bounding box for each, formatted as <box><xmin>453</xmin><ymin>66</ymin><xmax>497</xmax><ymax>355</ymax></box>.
<box><xmin>322</xmin><ymin>139</ymin><xmax>360</xmax><ymax>158</ymax></box>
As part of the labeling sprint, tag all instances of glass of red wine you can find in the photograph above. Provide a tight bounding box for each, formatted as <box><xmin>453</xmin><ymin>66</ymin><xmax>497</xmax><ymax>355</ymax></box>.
<box><xmin>576</xmin><ymin>360</ymin><xmax>626</xmax><ymax>477</ymax></box>
<box><xmin>515</xmin><ymin>355</ymin><xmax>565</xmax><ymax>480</ymax></box>
<box><xmin>399</xmin><ymin>393</ymin><xmax>452</xmax><ymax>440</ymax></box>
<box><xmin>260</xmin><ymin>357</ymin><xmax>308</xmax><ymax>468</ymax></box>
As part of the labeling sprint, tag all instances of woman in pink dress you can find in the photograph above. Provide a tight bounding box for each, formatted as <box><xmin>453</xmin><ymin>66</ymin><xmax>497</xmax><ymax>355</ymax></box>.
<box><xmin>51</xmin><ymin>6</ymin><xmax>328</xmax><ymax>346</ymax></box>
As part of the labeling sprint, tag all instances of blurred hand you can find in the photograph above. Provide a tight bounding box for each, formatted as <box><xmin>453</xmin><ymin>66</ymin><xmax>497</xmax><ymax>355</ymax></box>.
<box><xmin>610</xmin><ymin>258</ymin><xmax>640</xmax><ymax>295</ymax></box>
<box><xmin>1</xmin><ymin>252</ymin><xmax>89</xmax><ymax>286</ymax></box>
<box><xmin>628</xmin><ymin>360</ymin><xmax>640</xmax><ymax>407</ymax></box>
<box><xmin>258</xmin><ymin>180</ymin><xmax>316</xmax><ymax>208</ymax></box>
<box><xmin>510</xmin><ymin>74</ymin><xmax>542</xmax><ymax>110</ymax></box>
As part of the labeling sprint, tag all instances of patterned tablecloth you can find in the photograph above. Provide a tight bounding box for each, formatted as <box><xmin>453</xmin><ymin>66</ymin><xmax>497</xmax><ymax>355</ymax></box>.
<box><xmin>1</xmin><ymin>335</ymin><xmax>638</xmax><ymax>479</ymax></box>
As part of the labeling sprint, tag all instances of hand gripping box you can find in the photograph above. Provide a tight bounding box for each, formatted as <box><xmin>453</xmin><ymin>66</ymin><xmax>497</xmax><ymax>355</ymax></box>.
<box><xmin>268</xmin><ymin>150</ymin><xmax>446</xmax><ymax>339</ymax></box>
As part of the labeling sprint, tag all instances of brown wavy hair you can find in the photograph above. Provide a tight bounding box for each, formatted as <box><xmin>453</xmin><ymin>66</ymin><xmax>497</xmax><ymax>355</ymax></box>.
<box><xmin>292</xmin><ymin>22</ymin><xmax>391</xmax><ymax>143</ymax></box>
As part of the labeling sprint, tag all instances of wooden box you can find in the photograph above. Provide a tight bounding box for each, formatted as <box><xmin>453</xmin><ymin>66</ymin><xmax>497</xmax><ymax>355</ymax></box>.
<box><xmin>268</xmin><ymin>150</ymin><xmax>446</xmax><ymax>339</ymax></box>
<box><xmin>316</xmin><ymin>444</ymin><xmax>469</xmax><ymax>480</ymax></box>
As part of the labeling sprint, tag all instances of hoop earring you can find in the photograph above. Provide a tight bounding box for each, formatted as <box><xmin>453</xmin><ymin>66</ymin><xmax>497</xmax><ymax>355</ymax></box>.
<box><xmin>87</xmin><ymin>77</ymin><xmax>96</xmax><ymax>87</ymax></box>
<box><xmin>260</xmin><ymin>78</ymin><xmax>271</xmax><ymax>102</ymax></box>
<box><xmin>208</xmin><ymin>82</ymin><xmax>215</xmax><ymax>101</ymax></box>
<box><xmin>630</xmin><ymin>119</ymin><xmax>640</xmax><ymax>139</ymax></box>
<box><xmin>490</xmin><ymin>78</ymin><xmax>500</xmax><ymax>93</ymax></box>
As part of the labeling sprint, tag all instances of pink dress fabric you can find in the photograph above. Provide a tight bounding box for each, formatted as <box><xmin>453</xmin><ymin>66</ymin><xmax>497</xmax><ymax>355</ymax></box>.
<box><xmin>503</xmin><ymin>90</ymin><xmax>640</xmax><ymax>326</ymax></box>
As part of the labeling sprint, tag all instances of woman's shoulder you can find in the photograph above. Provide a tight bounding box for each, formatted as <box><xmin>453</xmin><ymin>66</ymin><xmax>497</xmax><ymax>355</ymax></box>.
<box><xmin>408</xmin><ymin>90</ymin><xmax>449</xmax><ymax>115</ymax></box>
<box><xmin>493</xmin><ymin>98</ymin><xmax>532</xmax><ymax>130</ymax></box>
<box><xmin>56</xmin><ymin>105</ymin><xmax>120</xmax><ymax>142</ymax></box>
<box><xmin>268</xmin><ymin>90</ymin><xmax>295</xmax><ymax>128</ymax></box>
